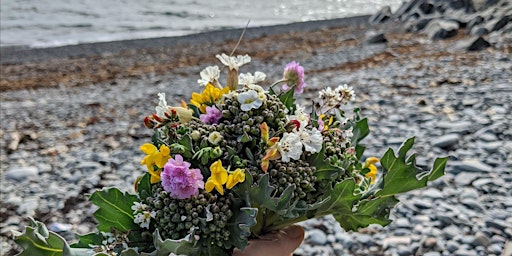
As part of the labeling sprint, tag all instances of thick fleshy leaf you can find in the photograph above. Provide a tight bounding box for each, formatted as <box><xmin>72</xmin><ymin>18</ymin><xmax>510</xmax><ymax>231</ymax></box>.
<box><xmin>151</xmin><ymin>229</ymin><xmax>199</xmax><ymax>256</ymax></box>
<box><xmin>227</xmin><ymin>199</ymin><xmax>258</xmax><ymax>251</ymax></box>
<box><xmin>13</xmin><ymin>217</ymin><xmax>94</xmax><ymax>256</ymax></box>
<box><xmin>89</xmin><ymin>188</ymin><xmax>139</xmax><ymax>232</ymax></box>
<box><xmin>13</xmin><ymin>217</ymin><xmax>68</xmax><ymax>256</ymax></box>
<box><xmin>136</xmin><ymin>172</ymin><xmax>152</xmax><ymax>200</ymax></box>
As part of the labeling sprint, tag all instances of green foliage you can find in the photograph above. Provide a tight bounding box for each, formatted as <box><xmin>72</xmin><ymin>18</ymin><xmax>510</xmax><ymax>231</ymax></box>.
<box><xmin>278</xmin><ymin>88</ymin><xmax>296</xmax><ymax>113</ymax></box>
<box><xmin>13</xmin><ymin>217</ymin><xmax>93</xmax><ymax>256</ymax></box>
<box><xmin>227</xmin><ymin>200</ymin><xmax>258</xmax><ymax>251</ymax></box>
<box><xmin>89</xmin><ymin>188</ymin><xmax>139</xmax><ymax>232</ymax></box>
<box><xmin>136</xmin><ymin>172</ymin><xmax>152</xmax><ymax>200</ymax></box>
<box><xmin>351</xmin><ymin>117</ymin><xmax>369</xmax><ymax>146</ymax></box>
<box><xmin>151</xmin><ymin>229</ymin><xmax>199</xmax><ymax>256</ymax></box>
<box><xmin>377</xmin><ymin>137</ymin><xmax>448</xmax><ymax>196</ymax></box>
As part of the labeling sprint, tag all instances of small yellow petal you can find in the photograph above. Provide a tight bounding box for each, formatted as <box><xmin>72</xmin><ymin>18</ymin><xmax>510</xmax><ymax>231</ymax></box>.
<box><xmin>140</xmin><ymin>143</ymin><xmax>157</xmax><ymax>154</ymax></box>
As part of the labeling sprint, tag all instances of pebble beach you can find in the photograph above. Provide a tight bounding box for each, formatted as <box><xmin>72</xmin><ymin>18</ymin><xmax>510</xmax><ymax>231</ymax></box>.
<box><xmin>1</xmin><ymin>0</ymin><xmax>512</xmax><ymax>255</ymax></box>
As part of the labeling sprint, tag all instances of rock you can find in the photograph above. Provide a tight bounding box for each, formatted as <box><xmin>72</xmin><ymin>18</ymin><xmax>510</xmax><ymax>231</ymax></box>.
<box><xmin>369</xmin><ymin>5</ymin><xmax>392</xmax><ymax>24</ymax></box>
<box><xmin>6</xmin><ymin>166</ymin><xmax>39</xmax><ymax>181</ymax></box>
<box><xmin>365</xmin><ymin>32</ymin><xmax>388</xmax><ymax>44</ymax></box>
<box><xmin>431</xmin><ymin>133</ymin><xmax>460</xmax><ymax>148</ymax></box>
<box><xmin>425</xmin><ymin>19</ymin><xmax>460</xmax><ymax>39</ymax></box>
<box><xmin>382</xmin><ymin>236</ymin><xmax>412</xmax><ymax>249</ymax></box>
<box><xmin>487</xmin><ymin>15</ymin><xmax>510</xmax><ymax>32</ymax></box>
<box><xmin>453</xmin><ymin>159</ymin><xmax>493</xmax><ymax>172</ymax></box>
<box><xmin>307</xmin><ymin>229</ymin><xmax>327</xmax><ymax>245</ymax></box>
<box><xmin>454</xmin><ymin>172</ymin><xmax>481</xmax><ymax>186</ymax></box>
<box><xmin>421</xmin><ymin>188</ymin><xmax>444</xmax><ymax>199</ymax></box>
<box><xmin>473</xmin><ymin>232</ymin><xmax>491</xmax><ymax>247</ymax></box>
<box><xmin>394</xmin><ymin>0</ymin><xmax>424</xmax><ymax>20</ymax></box>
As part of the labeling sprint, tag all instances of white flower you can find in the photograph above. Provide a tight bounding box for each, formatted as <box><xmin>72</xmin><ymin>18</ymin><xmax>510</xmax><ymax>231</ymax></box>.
<box><xmin>278</xmin><ymin>132</ymin><xmax>303</xmax><ymax>162</ymax></box>
<box><xmin>197</xmin><ymin>66</ymin><xmax>220</xmax><ymax>86</ymax></box>
<box><xmin>208</xmin><ymin>131</ymin><xmax>223</xmax><ymax>145</ymax></box>
<box><xmin>237</xmin><ymin>90</ymin><xmax>262</xmax><ymax>111</ymax></box>
<box><xmin>155</xmin><ymin>93</ymin><xmax>168</xmax><ymax>117</ymax></box>
<box><xmin>134</xmin><ymin>210</ymin><xmax>156</xmax><ymax>229</ymax></box>
<box><xmin>216</xmin><ymin>53</ymin><xmax>251</xmax><ymax>71</ymax></box>
<box><xmin>239</xmin><ymin>71</ymin><xmax>266</xmax><ymax>86</ymax></box>
<box><xmin>319</xmin><ymin>87</ymin><xmax>339</xmax><ymax>107</ymax></box>
<box><xmin>287</xmin><ymin>105</ymin><xmax>310</xmax><ymax>127</ymax></box>
<box><xmin>335</xmin><ymin>84</ymin><xmax>355</xmax><ymax>103</ymax></box>
<box><xmin>131</xmin><ymin>202</ymin><xmax>148</xmax><ymax>214</ymax></box>
<box><xmin>298</xmin><ymin>128</ymin><xmax>323</xmax><ymax>153</ymax></box>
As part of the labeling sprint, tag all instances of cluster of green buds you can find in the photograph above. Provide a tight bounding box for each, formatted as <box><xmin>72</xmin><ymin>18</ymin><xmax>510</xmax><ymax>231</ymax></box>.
<box><xmin>144</xmin><ymin>183</ymin><xmax>235</xmax><ymax>250</ymax></box>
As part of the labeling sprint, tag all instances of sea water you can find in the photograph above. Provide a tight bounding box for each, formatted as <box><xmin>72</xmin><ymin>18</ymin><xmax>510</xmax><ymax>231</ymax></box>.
<box><xmin>0</xmin><ymin>0</ymin><xmax>402</xmax><ymax>49</ymax></box>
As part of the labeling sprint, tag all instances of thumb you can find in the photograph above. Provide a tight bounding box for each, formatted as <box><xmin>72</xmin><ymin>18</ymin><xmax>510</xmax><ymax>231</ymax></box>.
<box><xmin>233</xmin><ymin>225</ymin><xmax>305</xmax><ymax>256</ymax></box>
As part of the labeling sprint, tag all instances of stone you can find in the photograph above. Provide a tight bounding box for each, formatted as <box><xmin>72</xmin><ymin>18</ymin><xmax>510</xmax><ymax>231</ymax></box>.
<box><xmin>307</xmin><ymin>229</ymin><xmax>327</xmax><ymax>245</ymax></box>
<box><xmin>421</xmin><ymin>188</ymin><xmax>444</xmax><ymax>199</ymax></box>
<box><xmin>467</xmin><ymin>36</ymin><xmax>492</xmax><ymax>51</ymax></box>
<box><xmin>453</xmin><ymin>159</ymin><xmax>493</xmax><ymax>173</ymax></box>
<box><xmin>365</xmin><ymin>32</ymin><xmax>388</xmax><ymax>44</ymax></box>
<box><xmin>6</xmin><ymin>166</ymin><xmax>39</xmax><ymax>181</ymax></box>
<box><xmin>369</xmin><ymin>5</ymin><xmax>392</xmax><ymax>24</ymax></box>
<box><xmin>424</xmin><ymin>19</ymin><xmax>460</xmax><ymax>39</ymax></box>
<box><xmin>431</xmin><ymin>133</ymin><xmax>460</xmax><ymax>148</ymax></box>
<box><xmin>383</xmin><ymin>236</ymin><xmax>412</xmax><ymax>249</ymax></box>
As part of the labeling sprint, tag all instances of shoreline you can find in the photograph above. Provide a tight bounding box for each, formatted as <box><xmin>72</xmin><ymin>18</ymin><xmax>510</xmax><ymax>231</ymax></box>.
<box><xmin>0</xmin><ymin>15</ymin><xmax>371</xmax><ymax>65</ymax></box>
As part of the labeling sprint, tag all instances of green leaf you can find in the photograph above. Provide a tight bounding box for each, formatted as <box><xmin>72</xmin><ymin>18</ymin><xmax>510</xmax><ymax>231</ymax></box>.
<box><xmin>227</xmin><ymin>199</ymin><xmax>258</xmax><ymax>251</ymax></box>
<box><xmin>136</xmin><ymin>172</ymin><xmax>152</xmax><ymax>200</ymax></box>
<box><xmin>351</xmin><ymin>118</ymin><xmax>369</xmax><ymax>146</ymax></box>
<box><xmin>428</xmin><ymin>157</ymin><xmax>448</xmax><ymax>181</ymax></box>
<box><xmin>71</xmin><ymin>232</ymin><xmax>103</xmax><ymax>249</ymax></box>
<box><xmin>13</xmin><ymin>217</ymin><xmax>95</xmax><ymax>256</ymax></box>
<box><xmin>13</xmin><ymin>217</ymin><xmax>68</xmax><ymax>256</ymax></box>
<box><xmin>248</xmin><ymin>174</ymin><xmax>295</xmax><ymax>214</ymax></box>
<box><xmin>151</xmin><ymin>229</ymin><xmax>199</xmax><ymax>256</ymax></box>
<box><xmin>89</xmin><ymin>188</ymin><xmax>139</xmax><ymax>232</ymax></box>
<box><xmin>377</xmin><ymin>138</ymin><xmax>447</xmax><ymax>196</ymax></box>
<box><xmin>333</xmin><ymin>196</ymin><xmax>398</xmax><ymax>231</ymax></box>
<box><xmin>307</xmin><ymin>146</ymin><xmax>339</xmax><ymax>180</ymax></box>
<box><xmin>278</xmin><ymin>88</ymin><xmax>296</xmax><ymax>113</ymax></box>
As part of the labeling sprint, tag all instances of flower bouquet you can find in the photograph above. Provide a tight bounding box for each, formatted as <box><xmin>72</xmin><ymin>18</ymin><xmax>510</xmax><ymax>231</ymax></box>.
<box><xmin>14</xmin><ymin>53</ymin><xmax>447</xmax><ymax>256</ymax></box>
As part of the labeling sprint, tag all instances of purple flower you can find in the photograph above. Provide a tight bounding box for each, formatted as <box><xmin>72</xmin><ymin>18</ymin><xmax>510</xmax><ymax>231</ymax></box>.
<box><xmin>200</xmin><ymin>106</ymin><xmax>222</xmax><ymax>124</ymax></box>
<box><xmin>282</xmin><ymin>61</ymin><xmax>306</xmax><ymax>94</ymax></box>
<box><xmin>161</xmin><ymin>154</ymin><xmax>204</xmax><ymax>199</ymax></box>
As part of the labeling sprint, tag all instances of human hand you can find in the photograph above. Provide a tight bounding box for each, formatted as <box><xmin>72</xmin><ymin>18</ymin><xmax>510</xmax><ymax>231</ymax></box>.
<box><xmin>233</xmin><ymin>225</ymin><xmax>305</xmax><ymax>256</ymax></box>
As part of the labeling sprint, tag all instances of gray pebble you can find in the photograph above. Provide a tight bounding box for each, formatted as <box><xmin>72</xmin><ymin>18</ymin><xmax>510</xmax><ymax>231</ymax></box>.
<box><xmin>6</xmin><ymin>166</ymin><xmax>39</xmax><ymax>181</ymax></box>
<box><xmin>307</xmin><ymin>229</ymin><xmax>327</xmax><ymax>245</ymax></box>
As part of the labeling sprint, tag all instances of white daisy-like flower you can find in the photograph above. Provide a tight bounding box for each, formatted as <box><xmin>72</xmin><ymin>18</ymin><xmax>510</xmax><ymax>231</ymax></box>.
<box><xmin>278</xmin><ymin>132</ymin><xmax>303</xmax><ymax>162</ymax></box>
<box><xmin>131</xmin><ymin>202</ymin><xmax>148</xmax><ymax>214</ymax></box>
<box><xmin>155</xmin><ymin>93</ymin><xmax>168</xmax><ymax>117</ymax></box>
<box><xmin>134</xmin><ymin>210</ymin><xmax>156</xmax><ymax>229</ymax></box>
<box><xmin>298</xmin><ymin>128</ymin><xmax>323</xmax><ymax>153</ymax></box>
<box><xmin>239</xmin><ymin>71</ymin><xmax>266</xmax><ymax>86</ymax></box>
<box><xmin>197</xmin><ymin>66</ymin><xmax>220</xmax><ymax>86</ymax></box>
<box><xmin>237</xmin><ymin>90</ymin><xmax>262</xmax><ymax>111</ymax></box>
<box><xmin>208</xmin><ymin>131</ymin><xmax>223</xmax><ymax>145</ymax></box>
<box><xmin>216</xmin><ymin>53</ymin><xmax>251</xmax><ymax>71</ymax></box>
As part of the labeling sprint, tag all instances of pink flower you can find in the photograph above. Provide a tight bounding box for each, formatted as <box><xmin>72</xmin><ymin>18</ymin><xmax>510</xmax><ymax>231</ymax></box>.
<box><xmin>200</xmin><ymin>106</ymin><xmax>222</xmax><ymax>124</ymax></box>
<box><xmin>317</xmin><ymin>116</ymin><xmax>325</xmax><ymax>132</ymax></box>
<box><xmin>282</xmin><ymin>61</ymin><xmax>306</xmax><ymax>94</ymax></box>
<box><xmin>161</xmin><ymin>154</ymin><xmax>204</xmax><ymax>199</ymax></box>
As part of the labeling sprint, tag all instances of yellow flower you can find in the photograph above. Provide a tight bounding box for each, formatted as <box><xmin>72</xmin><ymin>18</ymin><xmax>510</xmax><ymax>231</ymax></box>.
<box><xmin>140</xmin><ymin>143</ymin><xmax>171</xmax><ymax>183</ymax></box>
<box><xmin>190</xmin><ymin>83</ymin><xmax>229</xmax><ymax>113</ymax></box>
<box><xmin>205</xmin><ymin>160</ymin><xmax>228</xmax><ymax>195</ymax></box>
<box><xmin>363</xmin><ymin>157</ymin><xmax>379</xmax><ymax>184</ymax></box>
<box><xmin>226</xmin><ymin>169</ymin><xmax>245</xmax><ymax>189</ymax></box>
